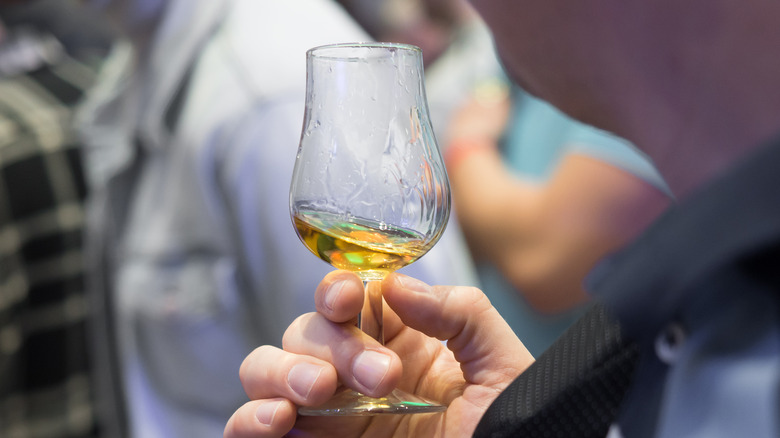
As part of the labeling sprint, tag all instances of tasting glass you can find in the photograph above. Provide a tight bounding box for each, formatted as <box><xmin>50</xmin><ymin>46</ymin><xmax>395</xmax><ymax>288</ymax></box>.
<box><xmin>289</xmin><ymin>43</ymin><xmax>450</xmax><ymax>415</ymax></box>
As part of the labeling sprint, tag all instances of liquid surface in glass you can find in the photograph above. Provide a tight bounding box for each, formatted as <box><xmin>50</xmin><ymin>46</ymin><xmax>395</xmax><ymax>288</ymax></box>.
<box><xmin>293</xmin><ymin>209</ymin><xmax>431</xmax><ymax>281</ymax></box>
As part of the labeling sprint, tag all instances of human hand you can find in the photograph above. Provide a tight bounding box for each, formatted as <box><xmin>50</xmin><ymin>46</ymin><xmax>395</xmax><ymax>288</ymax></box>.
<box><xmin>224</xmin><ymin>270</ymin><xmax>534</xmax><ymax>437</ymax></box>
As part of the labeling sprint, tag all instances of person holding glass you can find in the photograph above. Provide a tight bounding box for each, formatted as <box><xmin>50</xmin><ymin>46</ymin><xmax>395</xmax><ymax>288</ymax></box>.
<box><xmin>76</xmin><ymin>0</ymin><xmax>477</xmax><ymax>437</ymax></box>
<box><xmin>289</xmin><ymin>42</ymin><xmax>452</xmax><ymax>415</ymax></box>
<box><xmin>445</xmin><ymin>82</ymin><xmax>672</xmax><ymax>356</ymax></box>
<box><xmin>224</xmin><ymin>0</ymin><xmax>780</xmax><ymax>436</ymax></box>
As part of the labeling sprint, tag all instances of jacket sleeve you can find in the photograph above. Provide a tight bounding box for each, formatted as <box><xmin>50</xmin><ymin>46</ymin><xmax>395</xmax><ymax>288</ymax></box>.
<box><xmin>474</xmin><ymin>303</ymin><xmax>638</xmax><ymax>438</ymax></box>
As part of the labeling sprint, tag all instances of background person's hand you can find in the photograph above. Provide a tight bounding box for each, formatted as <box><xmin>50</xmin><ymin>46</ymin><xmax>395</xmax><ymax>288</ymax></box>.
<box><xmin>224</xmin><ymin>270</ymin><xmax>534</xmax><ymax>437</ymax></box>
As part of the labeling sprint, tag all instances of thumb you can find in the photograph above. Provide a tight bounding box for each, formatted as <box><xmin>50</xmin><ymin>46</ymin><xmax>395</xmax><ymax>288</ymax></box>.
<box><xmin>381</xmin><ymin>273</ymin><xmax>534</xmax><ymax>386</ymax></box>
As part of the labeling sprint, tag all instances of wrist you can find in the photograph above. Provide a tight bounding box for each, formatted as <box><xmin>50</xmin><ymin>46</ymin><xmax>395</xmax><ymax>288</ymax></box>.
<box><xmin>443</xmin><ymin>137</ymin><xmax>496</xmax><ymax>171</ymax></box>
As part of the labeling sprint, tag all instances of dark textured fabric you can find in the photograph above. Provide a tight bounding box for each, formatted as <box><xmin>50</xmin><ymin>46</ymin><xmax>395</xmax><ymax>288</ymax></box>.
<box><xmin>474</xmin><ymin>304</ymin><xmax>638</xmax><ymax>437</ymax></box>
<box><xmin>0</xmin><ymin>24</ymin><xmax>108</xmax><ymax>438</ymax></box>
<box><xmin>586</xmin><ymin>134</ymin><xmax>780</xmax><ymax>437</ymax></box>
<box><xmin>477</xmin><ymin>135</ymin><xmax>780</xmax><ymax>437</ymax></box>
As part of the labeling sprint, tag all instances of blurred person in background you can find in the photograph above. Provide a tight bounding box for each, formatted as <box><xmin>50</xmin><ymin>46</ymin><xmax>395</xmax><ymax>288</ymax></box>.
<box><xmin>75</xmin><ymin>1</ymin><xmax>477</xmax><ymax>437</ymax></box>
<box><xmin>336</xmin><ymin>0</ymin><xmax>486</xmax><ymax>135</ymax></box>
<box><xmin>336</xmin><ymin>0</ymin><xmax>455</xmax><ymax>67</ymax></box>
<box><xmin>417</xmin><ymin>0</ymin><xmax>671</xmax><ymax>355</ymax></box>
<box><xmin>445</xmin><ymin>81</ymin><xmax>672</xmax><ymax>356</ymax></box>
<box><xmin>340</xmin><ymin>0</ymin><xmax>671</xmax><ymax>356</ymax></box>
<box><xmin>0</xmin><ymin>0</ymin><xmax>114</xmax><ymax>437</ymax></box>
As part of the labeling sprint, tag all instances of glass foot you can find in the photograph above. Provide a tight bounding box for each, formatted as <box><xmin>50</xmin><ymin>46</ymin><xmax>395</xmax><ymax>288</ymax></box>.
<box><xmin>297</xmin><ymin>388</ymin><xmax>447</xmax><ymax>416</ymax></box>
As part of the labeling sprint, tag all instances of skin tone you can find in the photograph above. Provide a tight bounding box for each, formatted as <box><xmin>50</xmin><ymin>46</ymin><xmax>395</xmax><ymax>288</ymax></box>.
<box><xmin>225</xmin><ymin>271</ymin><xmax>534</xmax><ymax>437</ymax></box>
<box><xmin>446</xmin><ymin>94</ymin><xmax>670</xmax><ymax>313</ymax></box>
<box><xmin>225</xmin><ymin>0</ymin><xmax>780</xmax><ymax>436</ymax></box>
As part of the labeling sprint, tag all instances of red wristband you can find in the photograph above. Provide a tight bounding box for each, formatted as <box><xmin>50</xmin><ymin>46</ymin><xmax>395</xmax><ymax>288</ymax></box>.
<box><xmin>443</xmin><ymin>138</ymin><xmax>496</xmax><ymax>171</ymax></box>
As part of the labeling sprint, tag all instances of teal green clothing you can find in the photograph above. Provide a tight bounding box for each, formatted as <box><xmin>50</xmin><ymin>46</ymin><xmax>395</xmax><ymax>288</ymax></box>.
<box><xmin>504</xmin><ymin>89</ymin><xmax>668</xmax><ymax>192</ymax></box>
<box><xmin>479</xmin><ymin>264</ymin><xmax>592</xmax><ymax>356</ymax></box>
<box><xmin>483</xmin><ymin>87</ymin><xmax>669</xmax><ymax>357</ymax></box>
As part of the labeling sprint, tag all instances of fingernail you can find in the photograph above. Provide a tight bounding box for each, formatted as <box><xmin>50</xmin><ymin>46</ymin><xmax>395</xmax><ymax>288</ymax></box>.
<box><xmin>352</xmin><ymin>350</ymin><xmax>391</xmax><ymax>392</ymax></box>
<box><xmin>397</xmin><ymin>275</ymin><xmax>431</xmax><ymax>294</ymax></box>
<box><xmin>255</xmin><ymin>401</ymin><xmax>281</xmax><ymax>426</ymax></box>
<box><xmin>324</xmin><ymin>280</ymin><xmax>346</xmax><ymax>311</ymax></box>
<box><xmin>287</xmin><ymin>363</ymin><xmax>324</xmax><ymax>399</ymax></box>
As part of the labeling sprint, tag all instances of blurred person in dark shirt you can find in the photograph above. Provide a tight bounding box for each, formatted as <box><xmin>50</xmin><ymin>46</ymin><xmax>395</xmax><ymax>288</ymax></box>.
<box><xmin>0</xmin><ymin>1</ymin><xmax>113</xmax><ymax>437</ymax></box>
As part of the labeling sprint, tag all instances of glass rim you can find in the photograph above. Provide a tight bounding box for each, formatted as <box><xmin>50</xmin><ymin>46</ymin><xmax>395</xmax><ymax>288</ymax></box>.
<box><xmin>307</xmin><ymin>42</ymin><xmax>422</xmax><ymax>58</ymax></box>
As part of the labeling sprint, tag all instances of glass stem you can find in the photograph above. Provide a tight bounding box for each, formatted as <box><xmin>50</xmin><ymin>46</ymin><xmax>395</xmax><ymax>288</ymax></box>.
<box><xmin>357</xmin><ymin>280</ymin><xmax>384</xmax><ymax>344</ymax></box>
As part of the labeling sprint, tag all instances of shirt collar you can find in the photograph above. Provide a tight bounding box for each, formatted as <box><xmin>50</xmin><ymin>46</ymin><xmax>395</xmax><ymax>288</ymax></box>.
<box><xmin>587</xmin><ymin>133</ymin><xmax>780</xmax><ymax>338</ymax></box>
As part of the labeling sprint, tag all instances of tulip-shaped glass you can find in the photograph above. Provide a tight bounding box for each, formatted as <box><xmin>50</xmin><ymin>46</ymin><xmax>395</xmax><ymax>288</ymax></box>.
<box><xmin>289</xmin><ymin>43</ymin><xmax>451</xmax><ymax>416</ymax></box>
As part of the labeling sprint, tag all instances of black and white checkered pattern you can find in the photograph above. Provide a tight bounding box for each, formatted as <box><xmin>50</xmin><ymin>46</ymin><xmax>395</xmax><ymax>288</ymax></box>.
<box><xmin>0</xmin><ymin>30</ymin><xmax>100</xmax><ymax>438</ymax></box>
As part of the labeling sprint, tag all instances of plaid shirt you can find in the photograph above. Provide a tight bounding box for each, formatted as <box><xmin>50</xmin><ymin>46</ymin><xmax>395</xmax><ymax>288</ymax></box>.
<box><xmin>0</xmin><ymin>27</ymin><xmax>102</xmax><ymax>438</ymax></box>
